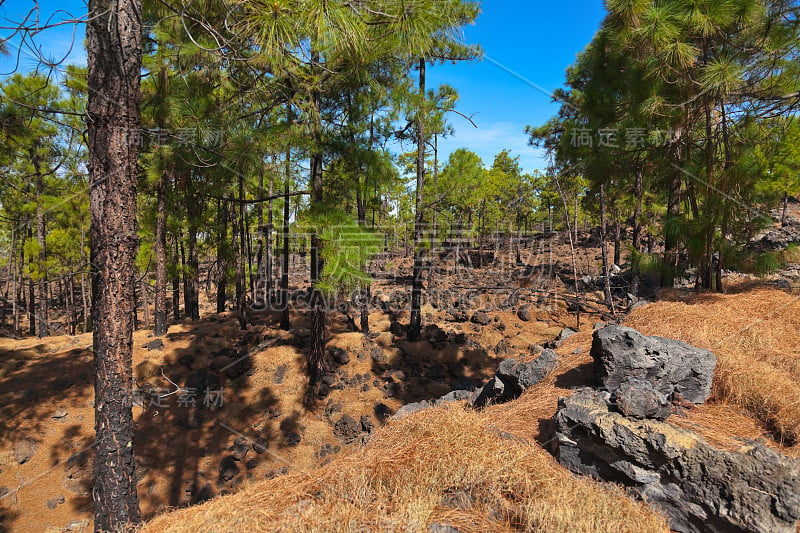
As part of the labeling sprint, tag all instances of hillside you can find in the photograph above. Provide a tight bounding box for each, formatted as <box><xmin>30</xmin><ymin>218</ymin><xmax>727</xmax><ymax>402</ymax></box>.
<box><xmin>143</xmin><ymin>284</ymin><xmax>800</xmax><ymax>531</ymax></box>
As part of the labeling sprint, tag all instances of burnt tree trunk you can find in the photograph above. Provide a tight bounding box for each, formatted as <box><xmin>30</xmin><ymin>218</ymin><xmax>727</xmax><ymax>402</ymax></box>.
<box><xmin>184</xmin><ymin>209</ymin><xmax>201</xmax><ymax>321</ymax></box>
<box><xmin>281</xmin><ymin>124</ymin><xmax>291</xmax><ymax>331</ymax></box>
<box><xmin>172</xmin><ymin>231</ymin><xmax>181</xmax><ymax>320</ymax></box>
<box><xmin>409</xmin><ymin>57</ymin><xmax>427</xmax><ymax>341</ymax></box>
<box><xmin>33</xmin><ymin>153</ymin><xmax>49</xmax><ymax>338</ymax></box>
<box><xmin>86</xmin><ymin>0</ymin><xmax>143</xmax><ymax>529</ymax></box>
<box><xmin>153</xmin><ymin>171</ymin><xmax>168</xmax><ymax>336</ymax></box>
<box><xmin>216</xmin><ymin>198</ymin><xmax>230</xmax><ymax>313</ymax></box>
<box><xmin>600</xmin><ymin>184</ymin><xmax>616</xmax><ymax>317</ymax></box>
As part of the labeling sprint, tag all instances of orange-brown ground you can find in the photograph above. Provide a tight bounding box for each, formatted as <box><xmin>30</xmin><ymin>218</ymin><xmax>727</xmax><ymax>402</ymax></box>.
<box><xmin>1</xmin><ymin>238</ymin><xmax>799</xmax><ymax>532</ymax></box>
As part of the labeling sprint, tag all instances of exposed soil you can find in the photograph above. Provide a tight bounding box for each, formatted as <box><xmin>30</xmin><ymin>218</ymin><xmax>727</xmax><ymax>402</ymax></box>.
<box><xmin>0</xmin><ymin>233</ymin><xmax>611</xmax><ymax>533</ymax></box>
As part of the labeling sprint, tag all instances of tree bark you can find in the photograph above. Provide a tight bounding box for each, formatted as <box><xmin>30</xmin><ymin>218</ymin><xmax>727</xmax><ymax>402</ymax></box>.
<box><xmin>409</xmin><ymin>57</ymin><xmax>427</xmax><ymax>341</ymax></box>
<box><xmin>87</xmin><ymin>0</ymin><xmax>143</xmax><ymax>529</ymax></box>
<box><xmin>280</xmin><ymin>122</ymin><xmax>291</xmax><ymax>331</ymax></box>
<box><xmin>600</xmin><ymin>184</ymin><xmax>616</xmax><ymax>317</ymax></box>
<box><xmin>308</xmin><ymin>54</ymin><xmax>326</xmax><ymax>381</ymax></box>
<box><xmin>184</xmin><ymin>208</ymin><xmax>201</xmax><ymax>321</ymax></box>
<box><xmin>33</xmin><ymin>153</ymin><xmax>49</xmax><ymax>338</ymax></box>
<box><xmin>154</xmin><ymin>171</ymin><xmax>168</xmax><ymax>336</ymax></box>
<box><xmin>172</xmin><ymin>231</ymin><xmax>181</xmax><ymax>320</ymax></box>
<box><xmin>215</xmin><ymin>198</ymin><xmax>229</xmax><ymax>313</ymax></box>
<box><xmin>235</xmin><ymin>173</ymin><xmax>247</xmax><ymax>329</ymax></box>
<box><xmin>266</xmin><ymin>169</ymin><xmax>274</xmax><ymax>306</ymax></box>
<box><xmin>27</xmin><ymin>227</ymin><xmax>35</xmax><ymax>336</ymax></box>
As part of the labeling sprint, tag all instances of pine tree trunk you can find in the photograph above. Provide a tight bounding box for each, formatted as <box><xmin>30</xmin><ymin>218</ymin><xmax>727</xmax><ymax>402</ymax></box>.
<box><xmin>360</xmin><ymin>285</ymin><xmax>370</xmax><ymax>335</ymax></box>
<box><xmin>600</xmin><ymin>184</ymin><xmax>616</xmax><ymax>316</ymax></box>
<box><xmin>281</xmin><ymin>128</ymin><xmax>291</xmax><ymax>331</ymax></box>
<box><xmin>172</xmin><ymin>232</ymin><xmax>181</xmax><ymax>320</ymax></box>
<box><xmin>663</xmin><ymin>125</ymin><xmax>684</xmax><ymax>288</ymax></box>
<box><xmin>36</xmin><ymin>207</ymin><xmax>49</xmax><ymax>338</ymax></box>
<box><xmin>87</xmin><ymin>0</ymin><xmax>143</xmax><ymax>528</ymax></box>
<box><xmin>185</xmin><ymin>223</ymin><xmax>200</xmax><ymax>320</ymax></box>
<box><xmin>216</xmin><ymin>198</ymin><xmax>229</xmax><ymax>313</ymax></box>
<box><xmin>235</xmin><ymin>175</ymin><xmax>247</xmax><ymax>329</ymax></box>
<box><xmin>308</xmin><ymin>50</ymin><xmax>327</xmax><ymax>382</ymax></box>
<box><xmin>154</xmin><ymin>171</ymin><xmax>168</xmax><ymax>336</ymax></box>
<box><xmin>27</xmin><ymin>227</ymin><xmax>35</xmax><ymax>335</ymax></box>
<box><xmin>429</xmin><ymin>133</ymin><xmax>438</xmax><ymax>287</ymax></box>
<box><xmin>141</xmin><ymin>278</ymin><xmax>150</xmax><ymax>330</ymax></box>
<box><xmin>10</xmin><ymin>226</ymin><xmax>18</xmax><ymax>335</ymax></box>
<box><xmin>409</xmin><ymin>57</ymin><xmax>427</xmax><ymax>341</ymax></box>
<box><xmin>266</xmin><ymin>171</ymin><xmax>274</xmax><ymax>307</ymax></box>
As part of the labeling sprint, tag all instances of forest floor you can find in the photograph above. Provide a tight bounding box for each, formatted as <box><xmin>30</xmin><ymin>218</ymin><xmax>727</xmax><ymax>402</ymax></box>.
<box><xmin>1</xmin><ymin>211</ymin><xmax>800</xmax><ymax>532</ymax></box>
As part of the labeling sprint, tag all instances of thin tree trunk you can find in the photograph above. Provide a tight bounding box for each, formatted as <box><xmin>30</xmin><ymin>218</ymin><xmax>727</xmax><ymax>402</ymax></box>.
<box><xmin>409</xmin><ymin>57</ymin><xmax>427</xmax><ymax>341</ymax></box>
<box><xmin>32</xmin><ymin>153</ymin><xmax>50</xmax><ymax>338</ymax></box>
<box><xmin>27</xmin><ymin>226</ymin><xmax>35</xmax><ymax>336</ymax></box>
<box><xmin>10</xmin><ymin>226</ymin><xmax>18</xmax><ymax>335</ymax></box>
<box><xmin>281</xmin><ymin>118</ymin><xmax>291</xmax><ymax>330</ymax></box>
<box><xmin>154</xmin><ymin>171</ymin><xmax>168</xmax><ymax>336</ymax></box>
<box><xmin>172</xmin><ymin>231</ymin><xmax>181</xmax><ymax>320</ymax></box>
<box><xmin>235</xmin><ymin>173</ymin><xmax>247</xmax><ymax>329</ymax></box>
<box><xmin>216</xmin><ymin>198</ymin><xmax>229</xmax><ymax>313</ymax></box>
<box><xmin>308</xmin><ymin>50</ymin><xmax>326</xmax><ymax>381</ymax></box>
<box><xmin>185</xmin><ymin>223</ymin><xmax>200</xmax><ymax>320</ymax></box>
<box><xmin>141</xmin><ymin>278</ymin><xmax>150</xmax><ymax>330</ymax></box>
<box><xmin>87</xmin><ymin>0</ymin><xmax>143</xmax><ymax>527</ymax></box>
<box><xmin>68</xmin><ymin>275</ymin><xmax>77</xmax><ymax>336</ymax></box>
<box><xmin>600</xmin><ymin>184</ymin><xmax>617</xmax><ymax>317</ymax></box>
<box><xmin>553</xmin><ymin>175</ymin><xmax>582</xmax><ymax>328</ymax></box>
<box><xmin>266</xmin><ymin>170</ymin><xmax>274</xmax><ymax>307</ymax></box>
<box><xmin>429</xmin><ymin>132</ymin><xmax>439</xmax><ymax>287</ymax></box>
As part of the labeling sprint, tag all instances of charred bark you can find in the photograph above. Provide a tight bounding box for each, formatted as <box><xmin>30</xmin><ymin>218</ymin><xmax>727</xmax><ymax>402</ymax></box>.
<box><xmin>87</xmin><ymin>0</ymin><xmax>143</xmax><ymax>529</ymax></box>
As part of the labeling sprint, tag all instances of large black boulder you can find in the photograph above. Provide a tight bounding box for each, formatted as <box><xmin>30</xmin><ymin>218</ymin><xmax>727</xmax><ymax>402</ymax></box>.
<box><xmin>592</xmin><ymin>326</ymin><xmax>715</xmax><ymax>404</ymax></box>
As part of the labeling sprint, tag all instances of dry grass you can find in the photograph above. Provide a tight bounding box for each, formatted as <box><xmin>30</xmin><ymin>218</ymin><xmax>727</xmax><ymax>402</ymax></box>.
<box><xmin>142</xmin><ymin>404</ymin><xmax>668</xmax><ymax>533</ymax></box>
<box><xmin>624</xmin><ymin>285</ymin><xmax>800</xmax><ymax>453</ymax></box>
<box><xmin>141</xmin><ymin>282</ymin><xmax>800</xmax><ymax>532</ymax></box>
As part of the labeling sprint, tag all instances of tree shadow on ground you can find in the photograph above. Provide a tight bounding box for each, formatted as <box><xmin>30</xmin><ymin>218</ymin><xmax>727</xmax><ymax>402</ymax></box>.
<box><xmin>0</xmin><ymin>339</ymin><xmax>96</xmax><ymax>530</ymax></box>
<box><xmin>133</xmin><ymin>313</ymin><xmax>295</xmax><ymax>520</ymax></box>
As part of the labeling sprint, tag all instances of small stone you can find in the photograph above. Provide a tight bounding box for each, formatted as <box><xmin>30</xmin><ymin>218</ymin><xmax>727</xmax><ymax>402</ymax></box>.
<box><xmin>46</xmin><ymin>494</ymin><xmax>66</xmax><ymax>509</ymax></box>
<box><xmin>557</xmin><ymin>328</ymin><xmax>577</xmax><ymax>342</ymax></box>
<box><xmin>273</xmin><ymin>364</ymin><xmax>288</xmax><ymax>385</ymax></box>
<box><xmin>51</xmin><ymin>408</ymin><xmax>68</xmax><ymax>419</ymax></box>
<box><xmin>374</xmin><ymin>403</ymin><xmax>392</xmax><ymax>421</ymax></box>
<box><xmin>62</xmin><ymin>450</ymin><xmax>92</xmax><ymax>496</ymax></box>
<box><xmin>328</xmin><ymin>347</ymin><xmax>350</xmax><ymax>365</ymax></box>
<box><xmin>494</xmin><ymin>339</ymin><xmax>512</xmax><ymax>356</ymax></box>
<box><xmin>218</xmin><ymin>456</ymin><xmax>240</xmax><ymax>484</ymax></box>
<box><xmin>360</xmin><ymin>415</ymin><xmax>374</xmax><ymax>433</ymax></box>
<box><xmin>14</xmin><ymin>439</ymin><xmax>38</xmax><ymax>465</ymax></box>
<box><xmin>285</xmin><ymin>431</ymin><xmax>302</xmax><ymax>446</ymax></box>
<box><xmin>517</xmin><ymin>305</ymin><xmax>532</xmax><ymax>322</ymax></box>
<box><xmin>333</xmin><ymin>414</ymin><xmax>361</xmax><ymax>444</ymax></box>
<box><xmin>392</xmin><ymin>401</ymin><xmax>429</xmax><ymax>419</ymax></box>
<box><xmin>144</xmin><ymin>338</ymin><xmax>164</xmax><ymax>351</ymax></box>
<box><xmin>470</xmin><ymin>311</ymin><xmax>491</xmax><ymax>326</ymax></box>
<box><xmin>370</xmin><ymin>347</ymin><xmax>387</xmax><ymax>363</ymax></box>
<box><xmin>232</xmin><ymin>436</ymin><xmax>250</xmax><ymax>460</ymax></box>
<box><xmin>65</xmin><ymin>520</ymin><xmax>90</xmax><ymax>531</ymax></box>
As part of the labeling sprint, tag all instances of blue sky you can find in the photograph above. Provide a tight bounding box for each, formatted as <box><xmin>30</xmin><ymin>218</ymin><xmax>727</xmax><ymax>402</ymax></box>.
<box><xmin>0</xmin><ymin>1</ymin><xmax>608</xmax><ymax>174</ymax></box>
<box><xmin>427</xmin><ymin>2</ymin><xmax>608</xmax><ymax>173</ymax></box>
